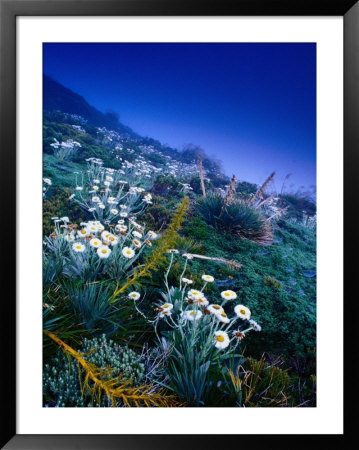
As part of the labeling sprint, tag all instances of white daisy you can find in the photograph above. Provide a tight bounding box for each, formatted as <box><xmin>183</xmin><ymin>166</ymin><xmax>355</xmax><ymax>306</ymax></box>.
<box><xmin>116</xmin><ymin>224</ymin><xmax>127</xmax><ymax>232</ymax></box>
<box><xmin>181</xmin><ymin>277</ymin><xmax>193</xmax><ymax>284</ymax></box>
<box><xmin>110</xmin><ymin>209</ymin><xmax>118</xmax><ymax>215</ymax></box>
<box><xmin>208</xmin><ymin>304</ymin><xmax>224</xmax><ymax>315</ymax></box>
<box><xmin>214</xmin><ymin>331</ymin><xmax>230</xmax><ymax>349</ymax></box>
<box><xmin>87</xmin><ymin>223</ymin><xmax>99</xmax><ymax>234</ymax></box>
<box><xmin>147</xmin><ymin>231</ymin><xmax>158</xmax><ymax>240</ymax></box>
<box><xmin>159</xmin><ymin>310</ymin><xmax>172</xmax><ymax>318</ymax></box>
<box><xmin>72</xmin><ymin>242</ymin><xmax>85</xmax><ymax>253</ymax></box>
<box><xmin>202</xmin><ymin>274</ymin><xmax>215</xmax><ymax>283</ymax></box>
<box><xmin>234</xmin><ymin>305</ymin><xmax>251</xmax><ymax>320</ymax></box>
<box><xmin>101</xmin><ymin>231</ymin><xmax>111</xmax><ymax>242</ymax></box>
<box><xmin>120</xmin><ymin>211</ymin><xmax>128</xmax><ymax>218</ymax></box>
<box><xmin>132</xmin><ymin>239</ymin><xmax>142</xmax><ymax>249</ymax></box>
<box><xmin>107</xmin><ymin>234</ymin><xmax>119</xmax><ymax>246</ymax></box>
<box><xmin>161</xmin><ymin>303</ymin><xmax>173</xmax><ymax>311</ymax></box>
<box><xmin>92</xmin><ymin>196</ymin><xmax>100</xmax><ymax>203</ymax></box>
<box><xmin>89</xmin><ymin>238</ymin><xmax>102</xmax><ymax>248</ymax></box>
<box><xmin>181</xmin><ymin>310</ymin><xmax>203</xmax><ymax>321</ymax></box>
<box><xmin>249</xmin><ymin>319</ymin><xmax>262</xmax><ymax>331</ymax></box>
<box><xmin>188</xmin><ymin>289</ymin><xmax>204</xmax><ymax>300</ymax></box>
<box><xmin>196</xmin><ymin>296</ymin><xmax>209</xmax><ymax>307</ymax></box>
<box><xmin>128</xmin><ymin>292</ymin><xmax>140</xmax><ymax>301</ymax></box>
<box><xmin>132</xmin><ymin>230</ymin><xmax>143</xmax><ymax>239</ymax></box>
<box><xmin>77</xmin><ymin>228</ymin><xmax>88</xmax><ymax>238</ymax></box>
<box><xmin>216</xmin><ymin>311</ymin><xmax>230</xmax><ymax>324</ymax></box>
<box><xmin>122</xmin><ymin>247</ymin><xmax>135</xmax><ymax>258</ymax></box>
<box><xmin>221</xmin><ymin>290</ymin><xmax>237</xmax><ymax>300</ymax></box>
<box><xmin>65</xmin><ymin>234</ymin><xmax>75</xmax><ymax>242</ymax></box>
<box><xmin>97</xmin><ymin>246</ymin><xmax>111</xmax><ymax>259</ymax></box>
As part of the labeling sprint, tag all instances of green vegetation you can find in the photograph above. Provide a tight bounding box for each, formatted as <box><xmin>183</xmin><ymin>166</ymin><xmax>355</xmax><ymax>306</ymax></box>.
<box><xmin>42</xmin><ymin>107</ymin><xmax>316</xmax><ymax>408</ymax></box>
<box><xmin>43</xmin><ymin>335</ymin><xmax>147</xmax><ymax>407</ymax></box>
<box><xmin>197</xmin><ymin>194</ymin><xmax>271</xmax><ymax>243</ymax></box>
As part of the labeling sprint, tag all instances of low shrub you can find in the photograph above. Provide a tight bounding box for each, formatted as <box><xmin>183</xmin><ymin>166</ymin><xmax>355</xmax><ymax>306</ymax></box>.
<box><xmin>43</xmin><ymin>335</ymin><xmax>147</xmax><ymax>407</ymax></box>
<box><xmin>182</xmin><ymin>216</ymin><xmax>209</xmax><ymax>240</ymax></box>
<box><xmin>197</xmin><ymin>194</ymin><xmax>272</xmax><ymax>244</ymax></box>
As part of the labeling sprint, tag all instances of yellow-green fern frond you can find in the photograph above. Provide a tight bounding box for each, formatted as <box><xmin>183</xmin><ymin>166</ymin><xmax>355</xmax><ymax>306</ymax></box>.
<box><xmin>44</xmin><ymin>330</ymin><xmax>182</xmax><ymax>407</ymax></box>
<box><xmin>111</xmin><ymin>196</ymin><xmax>189</xmax><ymax>300</ymax></box>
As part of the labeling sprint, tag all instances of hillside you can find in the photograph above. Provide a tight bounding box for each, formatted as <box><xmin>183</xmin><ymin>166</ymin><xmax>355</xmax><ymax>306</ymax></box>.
<box><xmin>44</xmin><ymin>75</ymin><xmax>137</xmax><ymax>136</ymax></box>
<box><xmin>42</xmin><ymin>76</ymin><xmax>317</xmax><ymax>408</ymax></box>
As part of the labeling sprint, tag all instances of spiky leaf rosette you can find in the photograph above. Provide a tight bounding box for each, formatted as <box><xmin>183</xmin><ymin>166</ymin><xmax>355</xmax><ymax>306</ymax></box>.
<box><xmin>197</xmin><ymin>195</ymin><xmax>272</xmax><ymax>244</ymax></box>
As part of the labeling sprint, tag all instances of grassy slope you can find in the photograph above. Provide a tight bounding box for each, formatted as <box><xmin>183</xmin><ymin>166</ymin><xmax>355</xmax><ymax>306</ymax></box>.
<box><xmin>43</xmin><ymin>154</ymin><xmax>86</xmax><ymax>188</ymax></box>
<box><xmin>181</xmin><ymin>218</ymin><xmax>316</xmax><ymax>358</ymax></box>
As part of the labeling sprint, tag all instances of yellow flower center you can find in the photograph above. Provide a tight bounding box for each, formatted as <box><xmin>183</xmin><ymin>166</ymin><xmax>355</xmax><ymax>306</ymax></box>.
<box><xmin>225</xmin><ymin>292</ymin><xmax>230</xmax><ymax>297</ymax></box>
<box><xmin>240</xmin><ymin>309</ymin><xmax>246</xmax><ymax>315</ymax></box>
<box><xmin>221</xmin><ymin>312</ymin><xmax>227</xmax><ymax>317</ymax></box>
<box><xmin>126</xmin><ymin>250</ymin><xmax>132</xmax><ymax>254</ymax></box>
<box><xmin>81</xmin><ymin>230</ymin><xmax>86</xmax><ymax>234</ymax></box>
<box><xmin>76</xmin><ymin>245</ymin><xmax>81</xmax><ymax>249</ymax></box>
<box><xmin>101</xmin><ymin>249</ymin><xmax>107</xmax><ymax>254</ymax></box>
<box><xmin>163</xmin><ymin>304</ymin><xmax>169</xmax><ymax>308</ymax></box>
<box><xmin>109</xmin><ymin>236</ymin><xmax>115</xmax><ymax>241</ymax></box>
<box><xmin>216</xmin><ymin>335</ymin><xmax>225</xmax><ymax>342</ymax></box>
<box><xmin>213</xmin><ymin>305</ymin><xmax>221</xmax><ymax>310</ymax></box>
<box><xmin>190</xmin><ymin>311</ymin><xmax>195</xmax><ymax>316</ymax></box>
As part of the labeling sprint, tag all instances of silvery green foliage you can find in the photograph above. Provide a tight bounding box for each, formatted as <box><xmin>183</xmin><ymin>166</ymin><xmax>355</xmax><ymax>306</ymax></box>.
<box><xmin>43</xmin><ymin>335</ymin><xmax>145</xmax><ymax>407</ymax></box>
<box><xmin>70</xmin><ymin>161</ymin><xmax>147</xmax><ymax>223</ymax></box>
<box><xmin>43</xmin><ymin>252</ymin><xmax>64</xmax><ymax>286</ymax></box>
<box><xmin>65</xmin><ymin>282</ymin><xmax>118</xmax><ymax>333</ymax></box>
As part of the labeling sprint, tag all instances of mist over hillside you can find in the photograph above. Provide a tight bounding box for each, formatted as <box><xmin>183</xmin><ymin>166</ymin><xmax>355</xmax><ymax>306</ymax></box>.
<box><xmin>43</xmin><ymin>74</ymin><xmax>316</xmax><ymax>215</ymax></box>
<box><xmin>44</xmin><ymin>75</ymin><xmax>137</xmax><ymax>137</ymax></box>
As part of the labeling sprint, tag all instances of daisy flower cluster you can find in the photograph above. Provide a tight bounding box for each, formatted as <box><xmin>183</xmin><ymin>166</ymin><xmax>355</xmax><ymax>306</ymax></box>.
<box><xmin>45</xmin><ymin>214</ymin><xmax>159</xmax><ymax>283</ymax></box>
<box><xmin>149</xmin><ymin>252</ymin><xmax>262</xmax><ymax>355</ymax></box>
<box><xmin>65</xmin><ymin>217</ymin><xmax>157</xmax><ymax>259</ymax></box>
<box><xmin>69</xmin><ymin>160</ymin><xmax>155</xmax><ymax>223</ymax></box>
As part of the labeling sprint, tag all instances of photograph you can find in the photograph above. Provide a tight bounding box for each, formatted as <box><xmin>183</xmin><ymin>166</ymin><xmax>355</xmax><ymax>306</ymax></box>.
<box><xmin>42</xmin><ymin>42</ymin><xmax>317</xmax><ymax>408</ymax></box>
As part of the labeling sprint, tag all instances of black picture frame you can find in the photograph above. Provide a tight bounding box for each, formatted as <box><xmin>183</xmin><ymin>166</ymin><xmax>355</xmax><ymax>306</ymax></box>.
<box><xmin>1</xmin><ymin>0</ymin><xmax>357</xmax><ymax>448</ymax></box>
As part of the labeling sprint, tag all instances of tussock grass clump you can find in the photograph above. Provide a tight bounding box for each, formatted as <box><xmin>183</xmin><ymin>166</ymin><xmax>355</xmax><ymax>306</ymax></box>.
<box><xmin>197</xmin><ymin>194</ymin><xmax>272</xmax><ymax>244</ymax></box>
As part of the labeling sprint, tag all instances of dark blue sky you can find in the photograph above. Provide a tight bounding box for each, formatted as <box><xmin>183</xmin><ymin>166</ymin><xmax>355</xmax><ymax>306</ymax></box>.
<box><xmin>44</xmin><ymin>43</ymin><xmax>316</xmax><ymax>192</ymax></box>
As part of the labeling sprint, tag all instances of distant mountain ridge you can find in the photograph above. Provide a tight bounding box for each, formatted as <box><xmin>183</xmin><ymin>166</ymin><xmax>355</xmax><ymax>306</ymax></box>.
<box><xmin>43</xmin><ymin>75</ymin><xmax>136</xmax><ymax>136</ymax></box>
